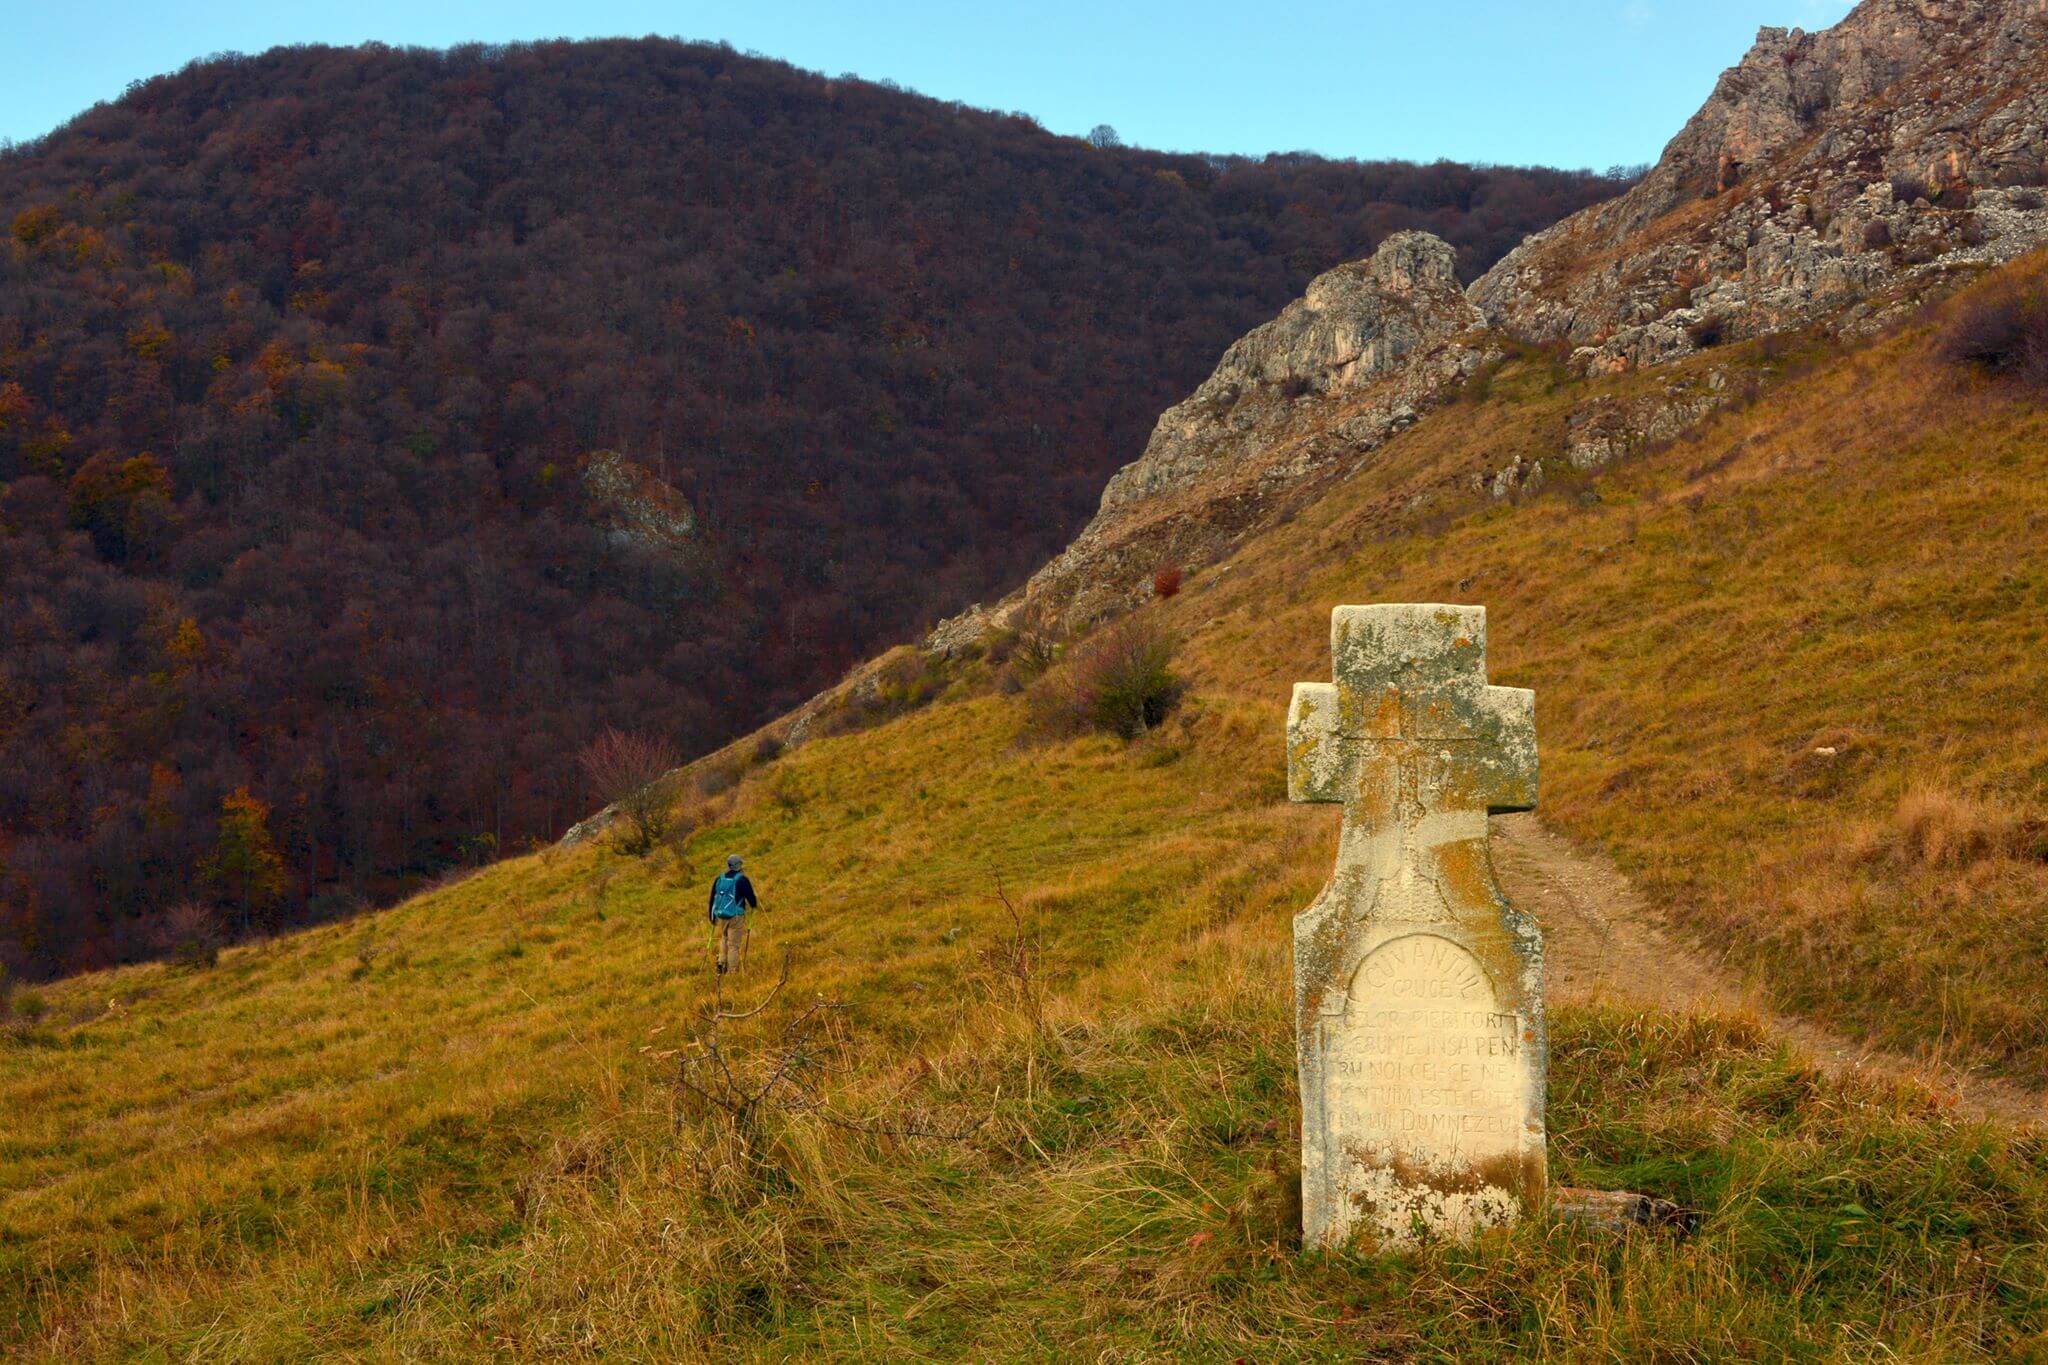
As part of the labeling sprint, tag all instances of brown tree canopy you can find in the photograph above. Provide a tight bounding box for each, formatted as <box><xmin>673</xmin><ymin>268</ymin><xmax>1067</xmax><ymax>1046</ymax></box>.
<box><xmin>0</xmin><ymin>38</ymin><xmax>1626</xmax><ymax>978</ymax></box>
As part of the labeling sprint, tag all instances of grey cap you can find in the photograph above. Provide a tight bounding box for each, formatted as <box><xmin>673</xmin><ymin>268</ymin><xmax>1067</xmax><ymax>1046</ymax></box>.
<box><xmin>727</xmin><ymin>854</ymin><xmax>744</xmax><ymax>872</ymax></box>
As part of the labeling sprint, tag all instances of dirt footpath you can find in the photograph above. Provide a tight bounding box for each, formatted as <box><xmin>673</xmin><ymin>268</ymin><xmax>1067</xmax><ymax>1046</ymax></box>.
<box><xmin>1489</xmin><ymin>812</ymin><xmax>2047</xmax><ymax>1129</ymax></box>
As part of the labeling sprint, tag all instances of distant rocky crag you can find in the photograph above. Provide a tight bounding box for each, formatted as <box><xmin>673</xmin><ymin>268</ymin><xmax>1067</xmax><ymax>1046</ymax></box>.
<box><xmin>1016</xmin><ymin>232</ymin><xmax>1490</xmax><ymax>624</ymax></box>
<box><xmin>1475</xmin><ymin>0</ymin><xmax>2048</xmax><ymax>372</ymax></box>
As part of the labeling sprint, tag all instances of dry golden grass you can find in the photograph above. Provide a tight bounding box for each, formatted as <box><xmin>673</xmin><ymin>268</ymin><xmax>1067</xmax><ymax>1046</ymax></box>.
<box><xmin>1149</xmin><ymin>255</ymin><xmax>2048</xmax><ymax>1082</ymax></box>
<box><xmin>5</xmin><ymin>254</ymin><xmax>2048</xmax><ymax>1358</ymax></box>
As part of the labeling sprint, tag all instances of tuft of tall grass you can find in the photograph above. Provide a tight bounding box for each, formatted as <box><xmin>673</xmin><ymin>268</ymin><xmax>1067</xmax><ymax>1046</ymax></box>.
<box><xmin>1891</xmin><ymin>786</ymin><xmax>2024</xmax><ymax>869</ymax></box>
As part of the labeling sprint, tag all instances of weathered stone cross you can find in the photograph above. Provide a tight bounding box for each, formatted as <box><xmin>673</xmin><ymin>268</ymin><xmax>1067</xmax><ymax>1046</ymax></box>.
<box><xmin>1287</xmin><ymin>603</ymin><xmax>1545</xmax><ymax>1249</ymax></box>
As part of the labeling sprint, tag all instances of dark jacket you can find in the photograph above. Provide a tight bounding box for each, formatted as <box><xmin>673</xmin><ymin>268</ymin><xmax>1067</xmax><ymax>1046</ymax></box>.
<box><xmin>708</xmin><ymin>872</ymin><xmax>758</xmax><ymax>920</ymax></box>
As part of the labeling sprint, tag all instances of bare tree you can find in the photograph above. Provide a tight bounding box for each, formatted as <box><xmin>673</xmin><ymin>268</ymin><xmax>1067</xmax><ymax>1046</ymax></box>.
<box><xmin>156</xmin><ymin>902</ymin><xmax>222</xmax><ymax>969</ymax></box>
<box><xmin>1086</xmin><ymin>123</ymin><xmax>1123</xmax><ymax>149</ymax></box>
<box><xmin>578</xmin><ymin>728</ymin><xmax>680</xmax><ymax>855</ymax></box>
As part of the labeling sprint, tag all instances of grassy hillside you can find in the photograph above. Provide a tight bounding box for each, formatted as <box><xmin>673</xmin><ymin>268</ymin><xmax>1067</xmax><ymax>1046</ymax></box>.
<box><xmin>5</xmin><ymin>258</ymin><xmax>2048</xmax><ymax>1358</ymax></box>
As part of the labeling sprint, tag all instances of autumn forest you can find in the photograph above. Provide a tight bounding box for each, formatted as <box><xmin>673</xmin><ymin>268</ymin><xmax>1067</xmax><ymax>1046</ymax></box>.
<box><xmin>0</xmin><ymin>38</ymin><xmax>1624</xmax><ymax>977</ymax></box>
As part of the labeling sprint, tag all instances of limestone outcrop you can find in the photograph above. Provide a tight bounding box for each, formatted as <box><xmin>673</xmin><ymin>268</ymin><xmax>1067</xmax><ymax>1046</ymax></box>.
<box><xmin>582</xmin><ymin>450</ymin><xmax>698</xmax><ymax>558</ymax></box>
<box><xmin>1093</xmin><ymin>232</ymin><xmax>1480</xmax><ymax>519</ymax></box>
<box><xmin>1473</xmin><ymin>0</ymin><xmax>2048</xmax><ymax>371</ymax></box>
<box><xmin>920</xmin><ymin>0</ymin><xmax>2048</xmax><ymax>657</ymax></box>
<box><xmin>1017</xmin><ymin>233</ymin><xmax>1487</xmax><ymax>623</ymax></box>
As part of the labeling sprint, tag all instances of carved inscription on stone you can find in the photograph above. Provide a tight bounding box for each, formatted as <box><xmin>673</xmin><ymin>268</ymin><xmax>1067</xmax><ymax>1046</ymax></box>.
<box><xmin>1324</xmin><ymin>936</ymin><xmax>1525</xmax><ymax>1178</ymax></box>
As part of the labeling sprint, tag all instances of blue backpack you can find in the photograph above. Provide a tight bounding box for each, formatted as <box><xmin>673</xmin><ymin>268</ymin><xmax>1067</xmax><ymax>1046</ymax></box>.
<box><xmin>711</xmin><ymin>872</ymin><xmax>745</xmax><ymax>920</ymax></box>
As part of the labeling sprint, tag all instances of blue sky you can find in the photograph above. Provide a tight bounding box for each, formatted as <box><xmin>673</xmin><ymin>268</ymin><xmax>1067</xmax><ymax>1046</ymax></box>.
<box><xmin>4</xmin><ymin>0</ymin><xmax>1857</xmax><ymax>169</ymax></box>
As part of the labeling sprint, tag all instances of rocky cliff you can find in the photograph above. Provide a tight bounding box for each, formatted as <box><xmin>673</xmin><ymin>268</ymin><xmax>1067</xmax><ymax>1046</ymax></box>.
<box><xmin>929</xmin><ymin>0</ymin><xmax>2048</xmax><ymax>652</ymax></box>
<box><xmin>1004</xmin><ymin>233</ymin><xmax>1488</xmax><ymax>624</ymax></box>
<box><xmin>1473</xmin><ymin>0</ymin><xmax>2048</xmax><ymax>371</ymax></box>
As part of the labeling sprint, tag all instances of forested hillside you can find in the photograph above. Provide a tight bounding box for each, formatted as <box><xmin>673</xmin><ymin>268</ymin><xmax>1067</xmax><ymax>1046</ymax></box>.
<box><xmin>0</xmin><ymin>38</ymin><xmax>1623</xmax><ymax>977</ymax></box>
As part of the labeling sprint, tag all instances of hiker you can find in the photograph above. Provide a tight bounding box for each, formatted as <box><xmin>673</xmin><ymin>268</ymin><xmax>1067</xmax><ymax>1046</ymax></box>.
<box><xmin>708</xmin><ymin>854</ymin><xmax>759</xmax><ymax>974</ymax></box>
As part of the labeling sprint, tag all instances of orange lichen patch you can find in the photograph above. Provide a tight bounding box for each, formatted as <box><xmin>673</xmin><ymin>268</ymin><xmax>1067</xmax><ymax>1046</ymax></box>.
<box><xmin>1435</xmin><ymin>839</ymin><xmax>1507</xmax><ymax>916</ymax></box>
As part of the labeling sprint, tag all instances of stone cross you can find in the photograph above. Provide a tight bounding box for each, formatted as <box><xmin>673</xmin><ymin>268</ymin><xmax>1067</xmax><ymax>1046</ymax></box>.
<box><xmin>1287</xmin><ymin>603</ymin><xmax>1544</xmax><ymax>1249</ymax></box>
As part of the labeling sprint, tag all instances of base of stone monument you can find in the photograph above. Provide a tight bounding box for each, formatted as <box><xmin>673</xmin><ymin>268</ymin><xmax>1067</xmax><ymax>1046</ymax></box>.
<box><xmin>1550</xmin><ymin>1187</ymin><xmax>1701</xmax><ymax>1237</ymax></box>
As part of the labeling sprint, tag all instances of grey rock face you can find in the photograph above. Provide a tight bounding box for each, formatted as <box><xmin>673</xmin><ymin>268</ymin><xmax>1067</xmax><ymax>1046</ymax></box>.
<box><xmin>1016</xmin><ymin>233</ymin><xmax>1486</xmax><ymax>625</ymax></box>
<box><xmin>1202</xmin><ymin>232</ymin><xmax>1467</xmax><ymax>397</ymax></box>
<box><xmin>1474</xmin><ymin>0</ymin><xmax>2048</xmax><ymax>371</ymax></box>
<box><xmin>1096</xmin><ymin>232</ymin><xmax>1479</xmax><ymax>519</ymax></box>
<box><xmin>923</xmin><ymin>602</ymin><xmax>999</xmax><ymax>659</ymax></box>
<box><xmin>582</xmin><ymin>451</ymin><xmax>698</xmax><ymax>556</ymax></box>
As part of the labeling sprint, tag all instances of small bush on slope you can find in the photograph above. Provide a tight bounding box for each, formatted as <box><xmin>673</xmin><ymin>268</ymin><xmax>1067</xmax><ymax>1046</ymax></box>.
<box><xmin>578</xmin><ymin>728</ymin><xmax>681</xmax><ymax>856</ymax></box>
<box><xmin>1026</xmin><ymin>618</ymin><xmax>1187</xmax><ymax>741</ymax></box>
<box><xmin>1942</xmin><ymin>273</ymin><xmax>2048</xmax><ymax>388</ymax></box>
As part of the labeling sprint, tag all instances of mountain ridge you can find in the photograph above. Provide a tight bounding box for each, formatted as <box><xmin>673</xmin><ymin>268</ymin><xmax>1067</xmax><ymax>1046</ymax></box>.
<box><xmin>1474</xmin><ymin>0</ymin><xmax>2048</xmax><ymax>369</ymax></box>
<box><xmin>911</xmin><ymin>0</ymin><xmax>2048</xmax><ymax>644</ymax></box>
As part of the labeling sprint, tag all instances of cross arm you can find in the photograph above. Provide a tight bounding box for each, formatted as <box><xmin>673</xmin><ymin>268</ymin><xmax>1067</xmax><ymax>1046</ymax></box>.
<box><xmin>1288</xmin><ymin>682</ymin><xmax>1354</xmax><ymax>804</ymax></box>
<box><xmin>1476</xmin><ymin>685</ymin><xmax>1538</xmax><ymax>814</ymax></box>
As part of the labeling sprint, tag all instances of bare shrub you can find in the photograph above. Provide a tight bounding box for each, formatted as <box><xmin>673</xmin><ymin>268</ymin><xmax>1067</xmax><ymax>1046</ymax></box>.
<box><xmin>1026</xmin><ymin>618</ymin><xmax>1186</xmax><ymax>741</ymax></box>
<box><xmin>157</xmin><ymin>902</ymin><xmax>222</xmax><ymax>969</ymax></box>
<box><xmin>695</xmin><ymin>761</ymin><xmax>740</xmax><ymax>798</ymax></box>
<box><xmin>662</xmin><ymin>805</ymin><xmax>701</xmax><ymax>861</ymax></box>
<box><xmin>1861</xmin><ymin>220</ymin><xmax>1892</xmax><ymax>250</ymax></box>
<box><xmin>580</xmin><ymin>727</ymin><xmax>681</xmax><ymax>856</ymax></box>
<box><xmin>1007</xmin><ymin>632</ymin><xmax>1058</xmax><ymax>685</ymax></box>
<box><xmin>978</xmin><ymin>627</ymin><xmax>1020</xmax><ymax>666</ymax></box>
<box><xmin>1152</xmin><ymin>564</ymin><xmax>1183</xmax><ymax>599</ymax></box>
<box><xmin>1940</xmin><ymin>278</ymin><xmax>2048</xmax><ymax>389</ymax></box>
<box><xmin>662</xmin><ymin>954</ymin><xmax>985</xmax><ymax>1194</ymax></box>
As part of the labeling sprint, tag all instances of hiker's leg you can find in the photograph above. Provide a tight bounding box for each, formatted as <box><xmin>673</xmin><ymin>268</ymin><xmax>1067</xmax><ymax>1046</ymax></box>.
<box><xmin>719</xmin><ymin>918</ymin><xmax>742</xmax><ymax>973</ymax></box>
<box><xmin>728</xmin><ymin>916</ymin><xmax>747</xmax><ymax>973</ymax></box>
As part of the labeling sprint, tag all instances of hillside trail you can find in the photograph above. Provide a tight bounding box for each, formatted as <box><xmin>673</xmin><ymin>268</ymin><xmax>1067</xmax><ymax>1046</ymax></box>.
<box><xmin>1489</xmin><ymin>813</ymin><xmax>2048</xmax><ymax>1130</ymax></box>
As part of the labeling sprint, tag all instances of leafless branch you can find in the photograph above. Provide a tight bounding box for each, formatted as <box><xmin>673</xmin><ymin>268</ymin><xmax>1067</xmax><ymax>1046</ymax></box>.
<box><xmin>986</xmin><ymin>870</ymin><xmax>1042</xmax><ymax>1030</ymax></box>
<box><xmin>669</xmin><ymin>963</ymin><xmax>988</xmax><ymax>1176</ymax></box>
<box><xmin>706</xmin><ymin>948</ymin><xmax>793</xmax><ymax>1020</ymax></box>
